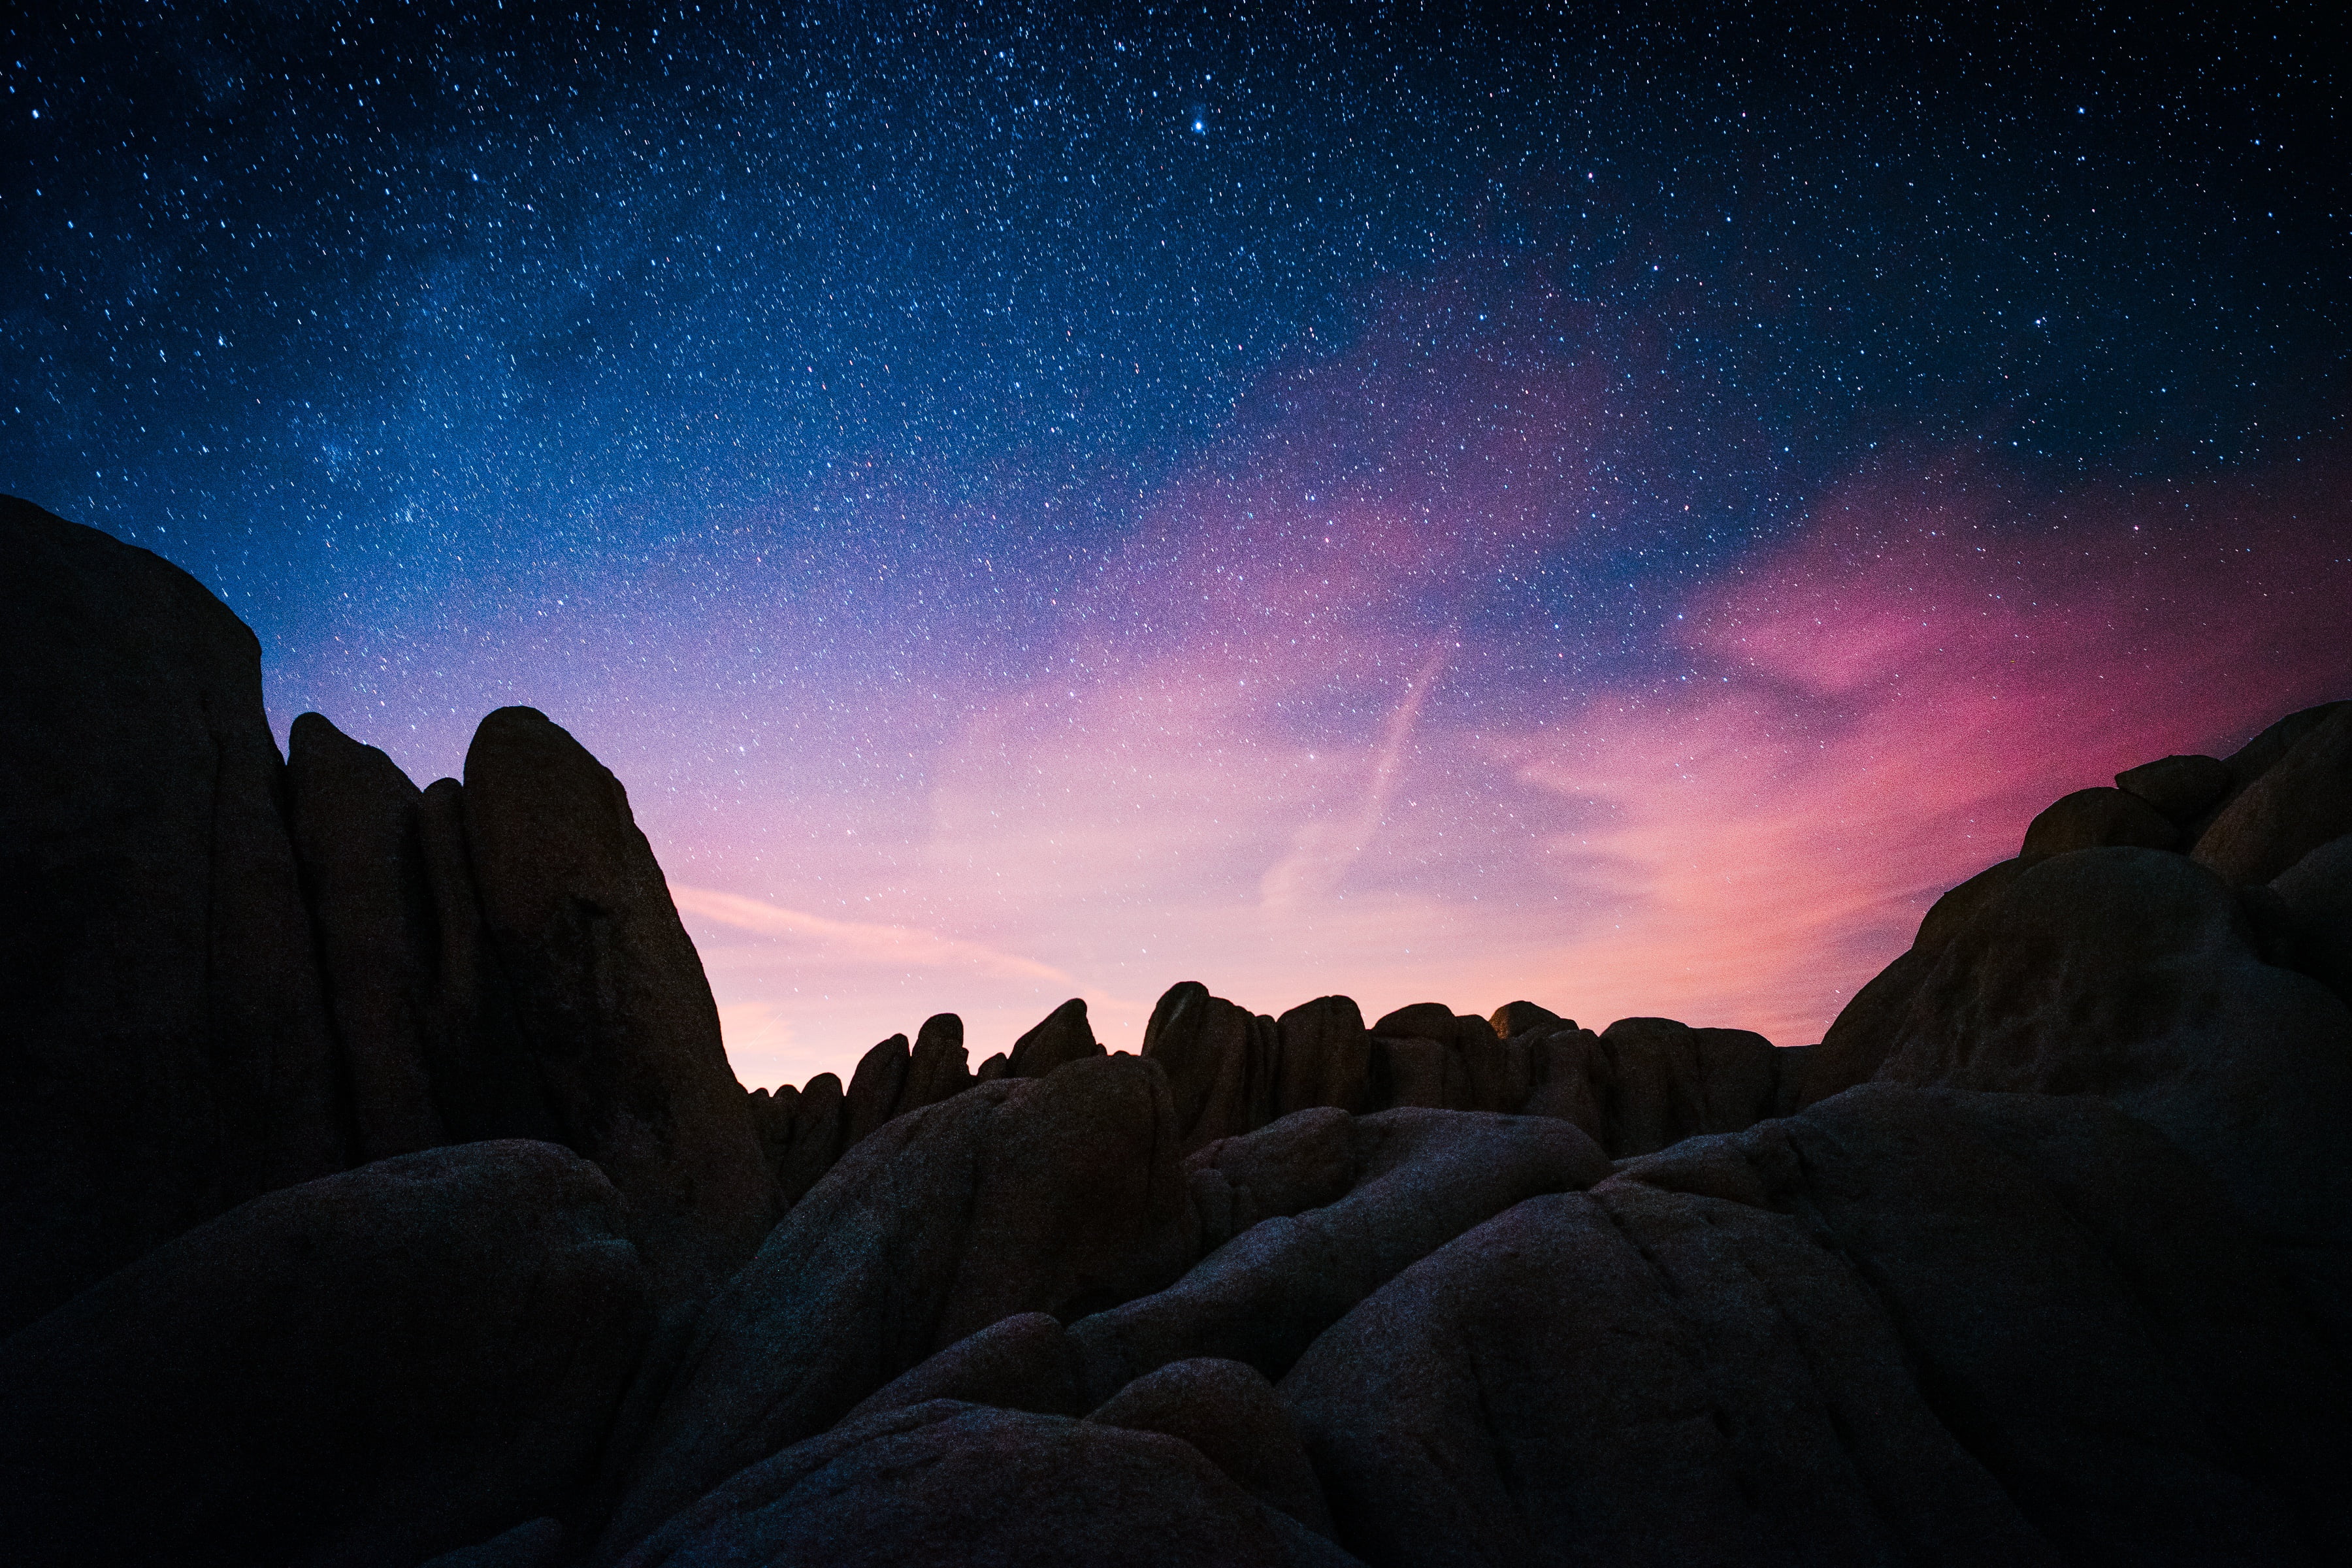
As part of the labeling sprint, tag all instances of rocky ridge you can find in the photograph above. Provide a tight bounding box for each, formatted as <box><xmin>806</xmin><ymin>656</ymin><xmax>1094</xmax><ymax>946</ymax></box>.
<box><xmin>3</xmin><ymin>495</ymin><xmax>2349</xmax><ymax>1566</ymax></box>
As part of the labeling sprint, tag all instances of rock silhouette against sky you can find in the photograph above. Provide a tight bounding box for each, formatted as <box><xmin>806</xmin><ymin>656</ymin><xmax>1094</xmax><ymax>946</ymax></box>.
<box><xmin>4</xmin><ymin>498</ymin><xmax>2349</xmax><ymax>1565</ymax></box>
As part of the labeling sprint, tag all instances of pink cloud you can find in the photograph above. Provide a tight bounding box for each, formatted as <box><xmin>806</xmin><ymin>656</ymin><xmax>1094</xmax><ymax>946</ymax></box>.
<box><xmin>1492</xmin><ymin>457</ymin><xmax>2352</xmax><ymax>1042</ymax></box>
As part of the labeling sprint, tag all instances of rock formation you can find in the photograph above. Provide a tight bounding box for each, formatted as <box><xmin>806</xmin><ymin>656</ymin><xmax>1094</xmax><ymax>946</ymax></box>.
<box><xmin>4</xmin><ymin>495</ymin><xmax>2349</xmax><ymax>1566</ymax></box>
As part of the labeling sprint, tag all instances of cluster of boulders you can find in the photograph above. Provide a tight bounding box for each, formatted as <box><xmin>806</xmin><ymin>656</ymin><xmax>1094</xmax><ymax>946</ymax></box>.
<box><xmin>3</xmin><ymin>493</ymin><xmax>2349</xmax><ymax>1567</ymax></box>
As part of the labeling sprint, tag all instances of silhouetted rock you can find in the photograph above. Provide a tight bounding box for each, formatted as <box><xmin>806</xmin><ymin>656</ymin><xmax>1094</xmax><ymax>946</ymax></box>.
<box><xmin>1145</xmin><ymin>981</ymin><xmax>1284</xmax><ymax>1149</ymax></box>
<box><xmin>1875</xmin><ymin>847</ymin><xmax>2352</xmax><ymax>1249</ymax></box>
<box><xmin>2116</xmin><ymin>752</ymin><xmax>2233</xmax><ymax>826</ymax></box>
<box><xmin>462</xmin><ymin>706</ymin><xmax>774</xmax><ymax>1299</ymax></box>
<box><xmin>1797</xmin><ymin>856</ymin><xmax>2031</xmax><ymax>1106</ymax></box>
<box><xmin>602</xmin><ymin>1054</ymin><xmax>1196</xmax><ymax>1559</ymax></box>
<box><xmin>611</xmin><ymin>1401</ymin><xmax>1361</xmax><ymax>1568</ymax></box>
<box><xmin>743</xmin><ymin>1084</ymin><xmax>799</xmax><ymax>1186</ymax></box>
<box><xmin>1009</xmin><ymin>996</ymin><xmax>1106</xmax><ymax>1078</ymax></box>
<box><xmin>2019</xmin><ymin>785</ymin><xmax>2179</xmax><ymax>860</ymax></box>
<box><xmin>0</xmin><ymin>497</ymin><xmax>342</xmax><ymax>1335</ymax></box>
<box><xmin>898</xmin><ymin>1012</ymin><xmax>972</xmax><ymax>1111</ymax></box>
<box><xmin>1488</xmin><ymin>999</ymin><xmax>1565</xmax><ymax>1038</ymax></box>
<box><xmin>0</xmin><ymin>1140</ymin><xmax>651</xmax><ymax>1568</ymax></box>
<box><xmin>774</xmin><ymin>1071</ymin><xmax>843</xmax><ymax>1206</ymax></box>
<box><xmin>843</xmin><ymin>1033</ymin><xmax>911</xmax><ymax>1147</ymax></box>
<box><xmin>1284</xmin><ymin>1087</ymin><xmax>2352</xmax><ymax>1568</ymax></box>
<box><xmin>2195</xmin><ymin>702</ymin><xmax>2352</xmax><ymax>885</ymax></box>
<box><xmin>1087</xmin><ymin>1357</ymin><xmax>1334</xmax><ymax>1537</ymax></box>
<box><xmin>1516</xmin><ymin>1025</ymin><xmax>1609</xmax><ymax>1137</ymax></box>
<box><xmin>412</xmin><ymin>776</ymin><xmax>566</xmax><ymax>1145</ymax></box>
<box><xmin>975</xmin><ymin>1051</ymin><xmax>1011</xmax><ymax>1082</ymax></box>
<box><xmin>286</xmin><ymin>711</ymin><xmax>444</xmax><ymax>1162</ymax></box>
<box><xmin>1595</xmin><ymin>1017</ymin><xmax>1780</xmax><ymax>1157</ymax></box>
<box><xmin>1275</xmin><ymin>995</ymin><xmax>1374</xmax><ymax>1115</ymax></box>
<box><xmin>1067</xmin><ymin>1108</ymin><xmax>1608</xmax><ymax>1399</ymax></box>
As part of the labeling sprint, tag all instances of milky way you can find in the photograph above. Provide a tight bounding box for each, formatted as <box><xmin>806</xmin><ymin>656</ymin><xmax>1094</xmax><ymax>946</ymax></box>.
<box><xmin>7</xmin><ymin>3</ymin><xmax>2348</xmax><ymax>1086</ymax></box>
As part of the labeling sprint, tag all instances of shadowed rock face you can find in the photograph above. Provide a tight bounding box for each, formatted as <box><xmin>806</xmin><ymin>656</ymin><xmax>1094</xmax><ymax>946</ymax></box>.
<box><xmin>1284</xmin><ymin>1088</ymin><xmax>2352</xmax><ymax>1568</ymax></box>
<box><xmin>286</xmin><ymin>711</ymin><xmax>446</xmax><ymax>1163</ymax></box>
<box><xmin>1872</xmin><ymin>847</ymin><xmax>2352</xmax><ymax>1248</ymax></box>
<box><xmin>0</xmin><ymin>1140</ymin><xmax>651</xmax><ymax>1568</ymax></box>
<box><xmin>2195</xmin><ymin>702</ymin><xmax>2352</xmax><ymax>885</ymax></box>
<box><xmin>0</xmin><ymin>496</ymin><xmax>342</xmax><ymax>1335</ymax></box>
<box><xmin>463</xmin><ymin>706</ymin><xmax>776</xmax><ymax>1300</ymax></box>
<box><xmin>600</xmin><ymin>1054</ymin><xmax>1198</xmax><ymax>1560</ymax></box>
<box><xmin>610</xmin><ymin>1401</ymin><xmax>1356</xmax><ymax>1568</ymax></box>
<box><xmin>6</xmin><ymin>506</ymin><xmax>2352</xmax><ymax>1568</ymax></box>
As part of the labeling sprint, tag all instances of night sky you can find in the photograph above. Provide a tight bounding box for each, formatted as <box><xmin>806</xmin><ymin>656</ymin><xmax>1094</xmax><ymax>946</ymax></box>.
<box><xmin>8</xmin><ymin>3</ymin><xmax>2349</xmax><ymax>1090</ymax></box>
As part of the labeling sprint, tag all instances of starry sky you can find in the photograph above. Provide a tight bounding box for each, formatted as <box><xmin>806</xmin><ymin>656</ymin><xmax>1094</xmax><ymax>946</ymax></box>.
<box><xmin>8</xmin><ymin>2</ymin><xmax>2350</xmax><ymax>1090</ymax></box>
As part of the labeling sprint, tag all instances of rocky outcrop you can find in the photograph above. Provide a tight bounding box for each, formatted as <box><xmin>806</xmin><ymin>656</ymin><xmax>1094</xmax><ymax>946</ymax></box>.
<box><xmin>610</xmin><ymin>1401</ymin><xmax>1358</xmax><ymax>1568</ymax></box>
<box><xmin>1283</xmin><ymin>1086</ymin><xmax>2352</xmax><ymax>1568</ymax></box>
<box><xmin>5</xmin><ymin>505</ymin><xmax>2351</xmax><ymax>1568</ymax></box>
<box><xmin>0</xmin><ymin>1140</ymin><xmax>651</xmax><ymax>1568</ymax></box>
<box><xmin>0</xmin><ymin>496</ymin><xmax>342</xmax><ymax>1335</ymax></box>
<box><xmin>2194</xmin><ymin>702</ymin><xmax>2352</xmax><ymax>884</ymax></box>
<box><xmin>1068</xmin><ymin>1108</ymin><xmax>1609</xmax><ymax>1399</ymax></box>
<box><xmin>1871</xmin><ymin>847</ymin><xmax>2352</xmax><ymax>1249</ymax></box>
<box><xmin>463</xmin><ymin>707</ymin><xmax>776</xmax><ymax>1300</ymax></box>
<box><xmin>286</xmin><ymin>711</ymin><xmax>447</xmax><ymax>1163</ymax></box>
<box><xmin>600</xmin><ymin>1054</ymin><xmax>1198</xmax><ymax>1558</ymax></box>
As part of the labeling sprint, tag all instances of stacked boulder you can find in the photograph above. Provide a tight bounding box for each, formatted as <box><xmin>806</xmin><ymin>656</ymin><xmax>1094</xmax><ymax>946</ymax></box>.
<box><xmin>3</xmin><ymin>496</ymin><xmax>2349</xmax><ymax>1567</ymax></box>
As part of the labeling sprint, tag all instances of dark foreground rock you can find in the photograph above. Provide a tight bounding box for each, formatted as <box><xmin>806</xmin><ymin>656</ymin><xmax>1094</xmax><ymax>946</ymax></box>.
<box><xmin>5</xmin><ymin>506</ymin><xmax>2350</xmax><ymax>1568</ymax></box>
<box><xmin>600</xmin><ymin>1054</ymin><xmax>1197</xmax><ymax>1558</ymax></box>
<box><xmin>0</xmin><ymin>496</ymin><xmax>343</xmax><ymax>1334</ymax></box>
<box><xmin>464</xmin><ymin>707</ymin><xmax>776</xmax><ymax>1301</ymax></box>
<box><xmin>1284</xmin><ymin>1087</ymin><xmax>2352</xmax><ymax>1568</ymax></box>
<box><xmin>0</xmin><ymin>1140</ymin><xmax>650</xmax><ymax>1568</ymax></box>
<box><xmin>612</xmin><ymin>1401</ymin><xmax>1359</xmax><ymax>1568</ymax></box>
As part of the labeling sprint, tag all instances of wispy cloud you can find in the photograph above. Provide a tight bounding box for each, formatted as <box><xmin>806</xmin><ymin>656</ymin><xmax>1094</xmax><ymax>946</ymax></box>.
<box><xmin>670</xmin><ymin>883</ymin><xmax>1079</xmax><ymax>985</ymax></box>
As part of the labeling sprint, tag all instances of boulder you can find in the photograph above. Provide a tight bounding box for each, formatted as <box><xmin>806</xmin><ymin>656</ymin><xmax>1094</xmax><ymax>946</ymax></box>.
<box><xmin>1488</xmin><ymin>999</ymin><xmax>1565</xmax><ymax>1038</ymax></box>
<box><xmin>1282</xmin><ymin>1087</ymin><xmax>2352</xmax><ymax>1568</ymax></box>
<box><xmin>1067</xmin><ymin>1109</ymin><xmax>1608</xmax><ymax>1400</ymax></box>
<box><xmin>1797</xmin><ymin>857</ymin><xmax>2030</xmax><ymax>1106</ymax></box>
<box><xmin>2274</xmin><ymin>833</ymin><xmax>2352</xmax><ymax>1007</ymax></box>
<box><xmin>1145</xmin><ymin>981</ymin><xmax>1284</xmax><ymax>1149</ymax></box>
<box><xmin>1274</xmin><ymin>995</ymin><xmax>1373</xmax><ymax>1115</ymax></box>
<box><xmin>774</xmin><ymin>1072</ymin><xmax>843</xmax><ymax>1206</ymax></box>
<box><xmin>610</xmin><ymin>1401</ymin><xmax>1361</xmax><ymax>1568</ymax></box>
<box><xmin>843</xmin><ymin>1311</ymin><xmax>1089</xmax><ymax>1424</ymax></box>
<box><xmin>841</xmin><ymin>1034</ymin><xmax>911</xmax><ymax>1147</ymax></box>
<box><xmin>462</xmin><ymin>706</ymin><xmax>774</xmax><ymax>1299</ymax></box>
<box><xmin>0</xmin><ymin>1140</ymin><xmax>651</xmax><ymax>1568</ymax></box>
<box><xmin>286</xmin><ymin>711</ymin><xmax>444</xmax><ymax>1162</ymax></box>
<box><xmin>2115</xmin><ymin>753</ymin><xmax>2233</xmax><ymax>826</ymax></box>
<box><xmin>898</xmin><ymin>1013</ymin><xmax>972</xmax><ymax>1112</ymax></box>
<box><xmin>1185</xmin><ymin>1106</ymin><xmax>1358</xmax><ymax>1251</ymax></box>
<box><xmin>2195</xmin><ymin>702</ymin><xmax>2352</xmax><ymax>885</ymax></box>
<box><xmin>1088</xmin><ymin>1358</ymin><xmax>1334</xmax><ymax>1537</ymax></box>
<box><xmin>0</xmin><ymin>498</ymin><xmax>342</xmax><ymax>1334</ymax></box>
<box><xmin>1874</xmin><ymin>847</ymin><xmax>2352</xmax><ymax>1249</ymax></box>
<box><xmin>410</xmin><ymin>777</ymin><xmax>566</xmax><ymax>1145</ymax></box>
<box><xmin>1516</xmin><ymin>1024</ymin><xmax>1609</xmax><ymax>1137</ymax></box>
<box><xmin>602</xmin><ymin>1054</ymin><xmax>1196</xmax><ymax>1558</ymax></box>
<box><xmin>1008</xmin><ymin>996</ymin><xmax>1105</xmax><ymax>1079</ymax></box>
<box><xmin>2019</xmin><ymin>786</ymin><xmax>2179</xmax><ymax>860</ymax></box>
<box><xmin>1595</xmin><ymin>1018</ymin><xmax>1779</xmax><ymax>1156</ymax></box>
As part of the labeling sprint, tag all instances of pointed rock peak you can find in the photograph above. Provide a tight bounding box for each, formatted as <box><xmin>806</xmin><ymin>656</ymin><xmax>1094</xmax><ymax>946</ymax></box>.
<box><xmin>1009</xmin><ymin>997</ymin><xmax>1103</xmax><ymax>1079</ymax></box>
